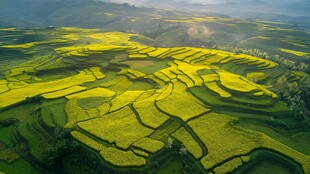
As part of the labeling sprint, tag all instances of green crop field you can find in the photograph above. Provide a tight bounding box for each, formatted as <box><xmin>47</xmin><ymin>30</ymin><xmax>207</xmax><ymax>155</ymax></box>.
<box><xmin>0</xmin><ymin>1</ymin><xmax>309</xmax><ymax>173</ymax></box>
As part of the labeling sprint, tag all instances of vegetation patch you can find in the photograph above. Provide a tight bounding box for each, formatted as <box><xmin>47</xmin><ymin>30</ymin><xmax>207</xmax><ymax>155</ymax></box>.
<box><xmin>133</xmin><ymin>101</ymin><xmax>169</xmax><ymax>129</ymax></box>
<box><xmin>42</xmin><ymin>86</ymin><xmax>87</xmax><ymax>99</ymax></box>
<box><xmin>0</xmin><ymin>70</ymin><xmax>97</xmax><ymax>109</ymax></box>
<box><xmin>67</xmin><ymin>87</ymin><xmax>116</xmax><ymax>100</ymax></box>
<box><xmin>172</xmin><ymin>127</ymin><xmax>203</xmax><ymax>159</ymax></box>
<box><xmin>188</xmin><ymin>112</ymin><xmax>310</xmax><ymax>172</ymax></box>
<box><xmin>219</xmin><ymin>71</ymin><xmax>258</xmax><ymax>93</ymax></box>
<box><xmin>110</xmin><ymin>90</ymin><xmax>144</xmax><ymax>111</ymax></box>
<box><xmin>247</xmin><ymin>72</ymin><xmax>267</xmax><ymax>82</ymax></box>
<box><xmin>100</xmin><ymin>147</ymin><xmax>146</xmax><ymax>167</ymax></box>
<box><xmin>77</xmin><ymin>97</ymin><xmax>108</xmax><ymax>110</ymax></box>
<box><xmin>213</xmin><ymin>157</ymin><xmax>243</xmax><ymax>174</ymax></box>
<box><xmin>133</xmin><ymin>137</ymin><xmax>164</xmax><ymax>154</ymax></box>
<box><xmin>71</xmin><ymin>131</ymin><xmax>106</xmax><ymax>152</ymax></box>
<box><xmin>78</xmin><ymin>107</ymin><xmax>154</xmax><ymax>149</ymax></box>
<box><xmin>89</xmin><ymin>67</ymin><xmax>106</xmax><ymax>80</ymax></box>
<box><xmin>0</xmin><ymin>148</ymin><xmax>20</xmax><ymax>163</ymax></box>
<box><xmin>205</xmin><ymin>82</ymin><xmax>232</xmax><ymax>98</ymax></box>
<box><xmin>0</xmin><ymin>26</ymin><xmax>308</xmax><ymax>173</ymax></box>
<box><xmin>156</xmin><ymin>82</ymin><xmax>210</xmax><ymax>122</ymax></box>
<box><xmin>129</xmin><ymin>54</ymin><xmax>148</xmax><ymax>59</ymax></box>
<box><xmin>279</xmin><ymin>48</ymin><xmax>308</xmax><ymax>57</ymax></box>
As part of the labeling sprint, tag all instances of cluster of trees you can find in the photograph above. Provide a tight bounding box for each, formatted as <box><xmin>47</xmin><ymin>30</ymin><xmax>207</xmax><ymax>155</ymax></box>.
<box><xmin>273</xmin><ymin>76</ymin><xmax>310</xmax><ymax>122</ymax></box>
<box><xmin>41</xmin><ymin>127</ymin><xmax>102</xmax><ymax>173</ymax></box>
<box><xmin>163</xmin><ymin>137</ymin><xmax>204</xmax><ymax>174</ymax></box>
<box><xmin>0</xmin><ymin>118</ymin><xmax>17</xmax><ymax>128</ymax></box>
<box><xmin>41</xmin><ymin>130</ymin><xmax>200</xmax><ymax>173</ymax></box>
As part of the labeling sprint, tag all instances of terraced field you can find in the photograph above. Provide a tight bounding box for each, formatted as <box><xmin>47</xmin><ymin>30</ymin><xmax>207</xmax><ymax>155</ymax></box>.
<box><xmin>0</xmin><ymin>27</ymin><xmax>309</xmax><ymax>173</ymax></box>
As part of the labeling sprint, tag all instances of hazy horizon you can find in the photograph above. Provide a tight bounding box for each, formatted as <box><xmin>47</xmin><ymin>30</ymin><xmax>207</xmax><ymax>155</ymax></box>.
<box><xmin>104</xmin><ymin>0</ymin><xmax>304</xmax><ymax>5</ymax></box>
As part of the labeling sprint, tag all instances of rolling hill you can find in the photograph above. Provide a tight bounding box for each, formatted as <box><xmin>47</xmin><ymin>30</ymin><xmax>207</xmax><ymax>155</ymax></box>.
<box><xmin>0</xmin><ymin>0</ymin><xmax>309</xmax><ymax>66</ymax></box>
<box><xmin>0</xmin><ymin>0</ymin><xmax>309</xmax><ymax>173</ymax></box>
<box><xmin>0</xmin><ymin>27</ymin><xmax>309</xmax><ymax>174</ymax></box>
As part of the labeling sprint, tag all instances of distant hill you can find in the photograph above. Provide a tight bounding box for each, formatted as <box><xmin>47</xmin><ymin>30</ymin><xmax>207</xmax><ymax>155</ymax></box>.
<box><xmin>0</xmin><ymin>0</ymin><xmax>309</xmax><ymax>29</ymax></box>
<box><xmin>0</xmin><ymin>0</ymin><xmax>309</xmax><ymax>64</ymax></box>
<box><xmin>120</xmin><ymin>0</ymin><xmax>310</xmax><ymax>25</ymax></box>
<box><xmin>0</xmin><ymin>0</ymin><xmax>154</xmax><ymax>27</ymax></box>
<box><xmin>103</xmin><ymin>0</ymin><xmax>310</xmax><ymax>16</ymax></box>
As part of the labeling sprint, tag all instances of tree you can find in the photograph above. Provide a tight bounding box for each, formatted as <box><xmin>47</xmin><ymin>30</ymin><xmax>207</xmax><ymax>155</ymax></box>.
<box><xmin>274</xmin><ymin>77</ymin><xmax>310</xmax><ymax>121</ymax></box>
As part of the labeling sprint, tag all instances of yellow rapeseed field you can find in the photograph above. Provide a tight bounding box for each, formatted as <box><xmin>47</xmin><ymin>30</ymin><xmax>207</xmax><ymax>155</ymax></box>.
<box><xmin>0</xmin><ymin>70</ymin><xmax>97</xmax><ymax>108</ymax></box>
<box><xmin>147</xmin><ymin>48</ymin><xmax>171</xmax><ymax>57</ymax></box>
<box><xmin>89</xmin><ymin>67</ymin><xmax>106</xmax><ymax>80</ymax></box>
<box><xmin>279</xmin><ymin>48</ymin><xmax>308</xmax><ymax>57</ymax></box>
<box><xmin>66</xmin><ymin>87</ymin><xmax>116</xmax><ymax>100</ymax></box>
<box><xmin>128</xmin><ymin>54</ymin><xmax>148</xmax><ymax>59</ymax></box>
<box><xmin>156</xmin><ymin>83</ymin><xmax>173</xmax><ymax>101</ymax></box>
<box><xmin>219</xmin><ymin>72</ymin><xmax>258</xmax><ymax>93</ymax></box>
<box><xmin>133</xmin><ymin>101</ymin><xmax>169</xmax><ymax>129</ymax></box>
<box><xmin>78</xmin><ymin>107</ymin><xmax>153</xmax><ymax>149</ymax></box>
<box><xmin>100</xmin><ymin>147</ymin><xmax>146</xmax><ymax>167</ymax></box>
<box><xmin>127</xmin><ymin>69</ymin><xmax>146</xmax><ymax>78</ymax></box>
<box><xmin>205</xmin><ymin>82</ymin><xmax>232</xmax><ymax>98</ymax></box>
<box><xmin>154</xmin><ymin>72</ymin><xmax>171</xmax><ymax>82</ymax></box>
<box><xmin>247</xmin><ymin>72</ymin><xmax>267</xmax><ymax>81</ymax></box>
<box><xmin>110</xmin><ymin>90</ymin><xmax>144</xmax><ymax>111</ymax></box>
<box><xmin>71</xmin><ymin>131</ymin><xmax>106</xmax><ymax>151</ymax></box>
<box><xmin>133</xmin><ymin>137</ymin><xmax>164</xmax><ymax>153</ymax></box>
<box><xmin>213</xmin><ymin>157</ymin><xmax>243</xmax><ymax>174</ymax></box>
<box><xmin>42</xmin><ymin>86</ymin><xmax>87</xmax><ymax>99</ymax></box>
<box><xmin>188</xmin><ymin>113</ymin><xmax>310</xmax><ymax>173</ymax></box>
<box><xmin>172</xmin><ymin>127</ymin><xmax>203</xmax><ymax>159</ymax></box>
<box><xmin>156</xmin><ymin>82</ymin><xmax>210</xmax><ymax>122</ymax></box>
<box><xmin>0</xmin><ymin>80</ymin><xmax>9</xmax><ymax>93</ymax></box>
<box><xmin>65</xmin><ymin>99</ymin><xmax>89</xmax><ymax>128</ymax></box>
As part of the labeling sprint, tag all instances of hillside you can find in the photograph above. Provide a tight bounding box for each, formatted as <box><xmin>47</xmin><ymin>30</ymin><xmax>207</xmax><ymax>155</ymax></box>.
<box><xmin>0</xmin><ymin>0</ymin><xmax>309</xmax><ymax>61</ymax></box>
<box><xmin>0</xmin><ymin>0</ymin><xmax>309</xmax><ymax>173</ymax></box>
<box><xmin>1</xmin><ymin>0</ymin><xmax>309</xmax><ymax>69</ymax></box>
<box><xmin>0</xmin><ymin>27</ymin><xmax>309</xmax><ymax>173</ymax></box>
